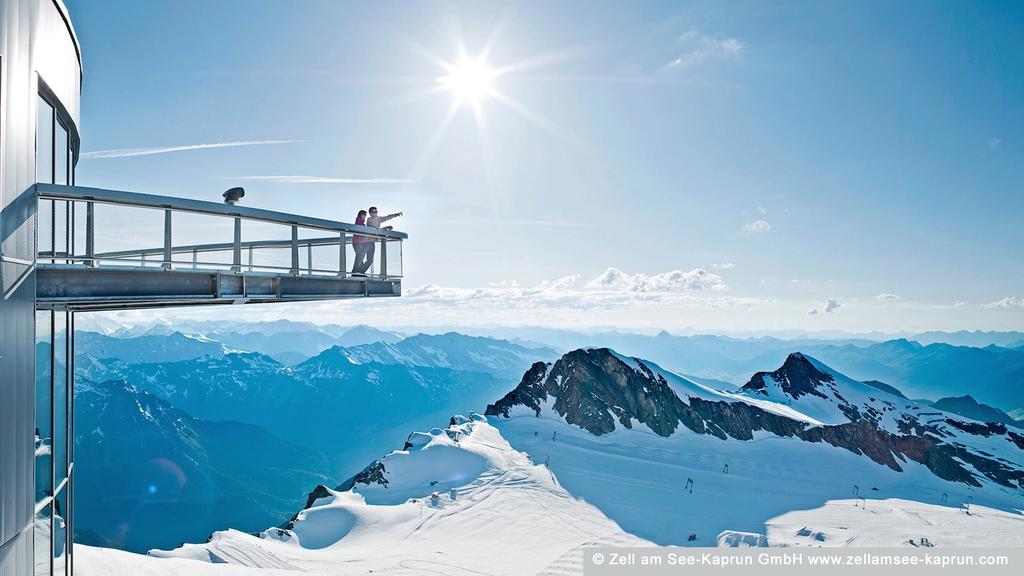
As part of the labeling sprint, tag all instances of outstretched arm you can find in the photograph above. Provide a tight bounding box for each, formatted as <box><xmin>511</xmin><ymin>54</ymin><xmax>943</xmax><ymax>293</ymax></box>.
<box><xmin>381</xmin><ymin>212</ymin><xmax>402</xmax><ymax>223</ymax></box>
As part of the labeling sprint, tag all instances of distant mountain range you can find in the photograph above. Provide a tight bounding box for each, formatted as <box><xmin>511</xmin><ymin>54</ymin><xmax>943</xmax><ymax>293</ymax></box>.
<box><xmin>453</xmin><ymin>330</ymin><xmax>1024</xmax><ymax>414</ymax></box>
<box><xmin>335</xmin><ymin>332</ymin><xmax>557</xmax><ymax>379</ymax></box>
<box><xmin>910</xmin><ymin>330</ymin><xmax>1024</xmax><ymax>348</ymax></box>
<box><xmin>78</xmin><ymin>332</ymin><xmax>551</xmax><ymax>470</ymax></box>
<box><xmin>72</xmin><ymin>330</ymin><xmax>556</xmax><ymax>552</ymax></box>
<box><xmin>75</xmin><ymin>319</ymin><xmax>1024</xmax><ymax>411</ymax></box>
<box><xmin>443</xmin><ymin>325</ymin><xmax>1024</xmax><ymax>350</ymax></box>
<box><xmin>81</xmin><ymin>320</ymin><xmax>405</xmax><ymax>365</ymax></box>
<box><xmin>789</xmin><ymin>339</ymin><xmax>1024</xmax><ymax>413</ymax></box>
<box><xmin>74</xmin><ymin>378</ymin><xmax>330</xmax><ymax>553</ymax></box>
<box><xmin>77</xmin><ymin>330</ymin><xmax>228</xmax><ymax>363</ymax></box>
<box><xmin>932</xmin><ymin>395</ymin><xmax>1024</xmax><ymax>430</ymax></box>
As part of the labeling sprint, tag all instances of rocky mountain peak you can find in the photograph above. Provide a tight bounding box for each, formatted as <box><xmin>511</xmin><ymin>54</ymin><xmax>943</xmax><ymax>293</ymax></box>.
<box><xmin>741</xmin><ymin>352</ymin><xmax>834</xmax><ymax>399</ymax></box>
<box><xmin>486</xmin><ymin>348</ymin><xmax>696</xmax><ymax>436</ymax></box>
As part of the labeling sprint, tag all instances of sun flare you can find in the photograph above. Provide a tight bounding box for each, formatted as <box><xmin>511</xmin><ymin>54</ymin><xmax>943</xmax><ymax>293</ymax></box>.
<box><xmin>437</xmin><ymin>57</ymin><xmax>497</xmax><ymax>106</ymax></box>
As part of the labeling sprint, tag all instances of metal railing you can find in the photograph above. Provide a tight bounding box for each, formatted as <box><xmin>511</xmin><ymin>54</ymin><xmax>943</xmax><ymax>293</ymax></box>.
<box><xmin>34</xmin><ymin>184</ymin><xmax>405</xmax><ymax>280</ymax></box>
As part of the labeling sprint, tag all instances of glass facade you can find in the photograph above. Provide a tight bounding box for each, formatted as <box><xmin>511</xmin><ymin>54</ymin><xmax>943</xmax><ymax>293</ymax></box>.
<box><xmin>33</xmin><ymin>310</ymin><xmax>73</xmax><ymax>576</ymax></box>
<box><xmin>36</xmin><ymin>95</ymin><xmax>75</xmax><ymax>264</ymax></box>
<box><xmin>35</xmin><ymin>92</ymin><xmax>76</xmax><ymax>576</ymax></box>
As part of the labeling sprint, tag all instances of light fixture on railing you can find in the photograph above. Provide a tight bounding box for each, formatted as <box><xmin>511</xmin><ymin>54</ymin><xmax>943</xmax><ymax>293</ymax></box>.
<box><xmin>223</xmin><ymin>187</ymin><xmax>245</xmax><ymax>205</ymax></box>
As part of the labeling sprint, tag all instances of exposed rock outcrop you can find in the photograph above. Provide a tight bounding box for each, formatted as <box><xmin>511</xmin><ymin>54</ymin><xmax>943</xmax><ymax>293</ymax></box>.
<box><xmin>742</xmin><ymin>353</ymin><xmax>832</xmax><ymax>400</ymax></box>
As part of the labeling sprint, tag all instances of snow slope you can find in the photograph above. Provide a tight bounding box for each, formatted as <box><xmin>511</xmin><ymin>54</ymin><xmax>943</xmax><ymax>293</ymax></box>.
<box><xmin>140</xmin><ymin>415</ymin><xmax>647</xmax><ymax>575</ymax></box>
<box><xmin>75</xmin><ymin>413</ymin><xmax>1024</xmax><ymax>575</ymax></box>
<box><xmin>766</xmin><ymin>498</ymin><xmax>1024</xmax><ymax>547</ymax></box>
<box><xmin>491</xmin><ymin>405</ymin><xmax>1023</xmax><ymax>546</ymax></box>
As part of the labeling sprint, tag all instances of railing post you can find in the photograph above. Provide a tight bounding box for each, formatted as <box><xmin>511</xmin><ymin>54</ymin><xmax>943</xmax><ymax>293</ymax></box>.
<box><xmin>248</xmin><ymin>246</ymin><xmax>253</xmax><ymax>272</ymax></box>
<box><xmin>85</xmin><ymin>201</ymin><xmax>95</xmax><ymax>267</ymax></box>
<box><xmin>232</xmin><ymin>217</ymin><xmax>242</xmax><ymax>273</ymax></box>
<box><xmin>307</xmin><ymin>242</ymin><xmax>313</xmax><ymax>274</ymax></box>
<box><xmin>162</xmin><ymin>209</ymin><xmax>172</xmax><ymax>270</ymax></box>
<box><xmin>67</xmin><ymin>201</ymin><xmax>73</xmax><ymax>264</ymax></box>
<box><xmin>65</xmin><ymin>200</ymin><xmax>71</xmax><ymax>264</ymax></box>
<box><xmin>290</xmin><ymin>225</ymin><xmax>299</xmax><ymax>276</ymax></box>
<box><xmin>338</xmin><ymin>232</ymin><xmax>346</xmax><ymax>277</ymax></box>
<box><xmin>50</xmin><ymin>199</ymin><xmax>56</xmax><ymax>264</ymax></box>
<box><xmin>379</xmin><ymin>238</ymin><xmax>387</xmax><ymax>279</ymax></box>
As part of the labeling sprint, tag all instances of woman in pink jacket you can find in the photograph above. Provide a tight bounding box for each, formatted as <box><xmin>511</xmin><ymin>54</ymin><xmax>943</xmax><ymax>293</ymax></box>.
<box><xmin>351</xmin><ymin>210</ymin><xmax>371</xmax><ymax>275</ymax></box>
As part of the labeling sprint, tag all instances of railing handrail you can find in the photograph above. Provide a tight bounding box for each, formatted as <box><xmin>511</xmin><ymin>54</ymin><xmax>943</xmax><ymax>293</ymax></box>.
<box><xmin>87</xmin><ymin>235</ymin><xmax>346</xmax><ymax>259</ymax></box>
<box><xmin>34</xmin><ymin>183</ymin><xmax>408</xmax><ymax>240</ymax></box>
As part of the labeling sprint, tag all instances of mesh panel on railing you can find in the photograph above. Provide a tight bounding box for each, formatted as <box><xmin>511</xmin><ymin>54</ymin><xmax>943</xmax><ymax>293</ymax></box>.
<box><xmin>92</xmin><ymin>203</ymin><xmax>165</xmax><ymax>267</ymax></box>
<box><xmin>71</xmin><ymin>201</ymin><xmax>86</xmax><ymax>261</ymax></box>
<box><xmin>170</xmin><ymin>211</ymin><xmax>236</xmax><ymax>268</ymax></box>
<box><xmin>241</xmin><ymin>221</ymin><xmax>295</xmax><ymax>273</ymax></box>
<box><xmin>385</xmin><ymin>239</ymin><xmax>403</xmax><ymax>277</ymax></box>
<box><xmin>37</xmin><ymin>199</ymin><xmax>54</xmax><ymax>261</ymax></box>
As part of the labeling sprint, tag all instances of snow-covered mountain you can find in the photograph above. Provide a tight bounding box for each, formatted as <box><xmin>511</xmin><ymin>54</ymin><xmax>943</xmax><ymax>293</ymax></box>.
<box><xmin>121</xmin><ymin>415</ymin><xmax>646</xmax><ymax>575</ymax></box>
<box><xmin>484</xmin><ymin>349</ymin><xmax>1024</xmax><ymax>544</ymax></box>
<box><xmin>75</xmin><ymin>347</ymin><xmax>1024</xmax><ymax>575</ymax></box>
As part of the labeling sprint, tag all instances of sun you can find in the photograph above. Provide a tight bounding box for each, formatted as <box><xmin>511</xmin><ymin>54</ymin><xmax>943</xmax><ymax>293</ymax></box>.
<box><xmin>437</xmin><ymin>57</ymin><xmax>497</xmax><ymax>106</ymax></box>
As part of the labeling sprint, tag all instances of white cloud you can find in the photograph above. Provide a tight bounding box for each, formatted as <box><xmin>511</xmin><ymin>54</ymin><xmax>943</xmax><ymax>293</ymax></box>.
<box><xmin>809</xmin><ymin>297</ymin><xmax>841</xmax><ymax>316</ymax></box>
<box><xmin>953</xmin><ymin>300</ymin><xmax>967</xmax><ymax>309</ymax></box>
<box><xmin>537</xmin><ymin>274</ymin><xmax>580</xmax><ymax>290</ymax></box>
<box><xmin>791</xmin><ymin>279</ymin><xmax>800</xmax><ymax>284</ymax></box>
<box><xmin>228</xmin><ymin>175</ymin><xmax>414</xmax><ymax>184</ymax></box>
<box><xmin>667</xmin><ymin>31</ymin><xmax>743</xmax><ymax>68</ymax></box>
<box><xmin>983</xmin><ymin>296</ymin><xmax>1023</xmax><ymax>309</ymax></box>
<box><xmin>81</xmin><ymin>140</ymin><xmax>299</xmax><ymax>159</ymax></box>
<box><xmin>586</xmin><ymin>267</ymin><xmax>727</xmax><ymax>292</ymax></box>
<box><xmin>988</xmin><ymin>137</ymin><xmax>1002</xmax><ymax>150</ymax></box>
<box><xmin>742</xmin><ymin>220</ymin><xmax>771</xmax><ymax>233</ymax></box>
<box><xmin>876</xmin><ymin>292</ymin><xmax>900</xmax><ymax>301</ymax></box>
<box><xmin>712</xmin><ymin>262</ymin><xmax>735</xmax><ymax>269</ymax></box>
<box><xmin>398</xmin><ymin>268</ymin><xmax>747</xmax><ymax>317</ymax></box>
<box><xmin>757</xmin><ymin>206</ymin><xmax>768</xmax><ymax>216</ymax></box>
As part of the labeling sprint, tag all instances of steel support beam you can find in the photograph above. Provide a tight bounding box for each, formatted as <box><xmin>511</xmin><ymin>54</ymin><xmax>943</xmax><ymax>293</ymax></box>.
<box><xmin>35</xmin><ymin>265</ymin><xmax>400</xmax><ymax>311</ymax></box>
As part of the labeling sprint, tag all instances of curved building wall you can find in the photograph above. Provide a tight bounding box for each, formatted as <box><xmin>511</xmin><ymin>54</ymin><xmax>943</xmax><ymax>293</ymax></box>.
<box><xmin>0</xmin><ymin>1</ymin><xmax>80</xmax><ymax>575</ymax></box>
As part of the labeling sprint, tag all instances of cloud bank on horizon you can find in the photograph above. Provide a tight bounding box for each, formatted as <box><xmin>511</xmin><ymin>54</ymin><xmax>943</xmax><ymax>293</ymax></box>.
<box><xmin>83</xmin><ymin>264</ymin><xmax>1024</xmax><ymax>335</ymax></box>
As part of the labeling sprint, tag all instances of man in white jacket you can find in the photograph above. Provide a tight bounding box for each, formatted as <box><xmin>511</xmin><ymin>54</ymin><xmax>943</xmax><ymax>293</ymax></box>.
<box><xmin>358</xmin><ymin>206</ymin><xmax>402</xmax><ymax>274</ymax></box>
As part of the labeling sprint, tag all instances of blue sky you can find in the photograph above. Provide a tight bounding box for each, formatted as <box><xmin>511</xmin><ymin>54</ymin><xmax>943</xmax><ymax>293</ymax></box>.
<box><xmin>67</xmin><ymin>0</ymin><xmax>1023</xmax><ymax>333</ymax></box>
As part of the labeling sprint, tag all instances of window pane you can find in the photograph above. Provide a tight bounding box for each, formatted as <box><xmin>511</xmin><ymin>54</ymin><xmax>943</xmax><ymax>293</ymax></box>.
<box><xmin>55</xmin><ymin>122</ymin><xmax>68</xmax><ymax>185</ymax></box>
<box><xmin>54</xmin><ymin>123</ymin><xmax>70</xmax><ymax>260</ymax></box>
<box><xmin>67</xmin><ymin>472</ymin><xmax>74</xmax><ymax>576</ymax></box>
<box><xmin>35</xmin><ymin>310</ymin><xmax>53</xmax><ymax>504</ymax></box>
<box><xmin>37</xmin><ymin>97</ymin><xmax>53</xmax><ymax>184</ymax></box>
<box><xmin>54</xmin><ymin>490</ymin><xmax>68</xmax><ymax>576</ymax></box>
<box><xmin>53</xmin><ymin>310</ymin><xmax>68</xmax><ymax>485</ymax></box>
<box><xmin>33</xmin><ymin>503</ymin><xmax>51</xmax><ymax>576</ymax></box>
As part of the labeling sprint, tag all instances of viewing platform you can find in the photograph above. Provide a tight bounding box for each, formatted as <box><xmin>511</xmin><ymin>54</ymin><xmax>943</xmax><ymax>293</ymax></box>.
<box><xmin>33</xmin><ymin>183</ymin><xmax>406</xmax><ymax>311</ymax></box>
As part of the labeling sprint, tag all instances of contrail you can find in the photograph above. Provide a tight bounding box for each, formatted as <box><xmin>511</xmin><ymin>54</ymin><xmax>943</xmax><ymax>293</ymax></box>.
<box><xmin>228</xmin><ymin>175</ymin><xmax>415</xmax><ymax>184</ymax></box>
<box><xmin>80</xmin><ymin>139</ymin><xmax>300</xmax><ymax>159</ymax></box>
